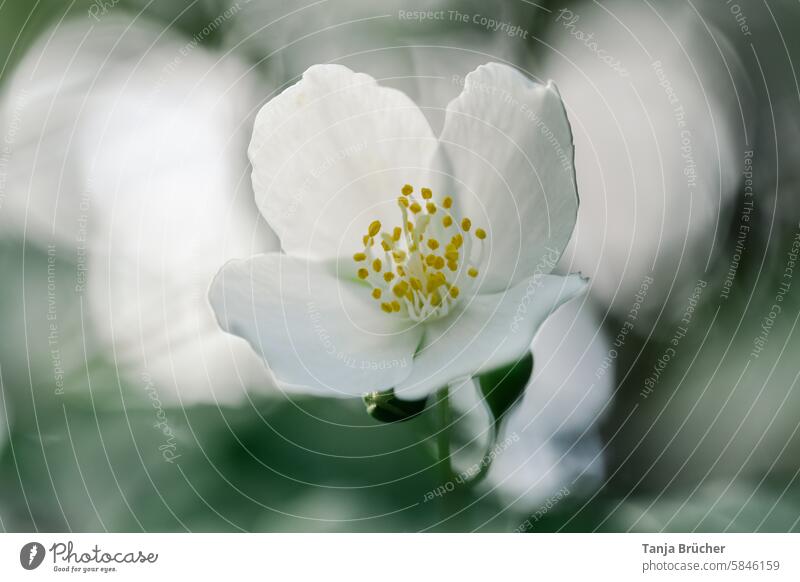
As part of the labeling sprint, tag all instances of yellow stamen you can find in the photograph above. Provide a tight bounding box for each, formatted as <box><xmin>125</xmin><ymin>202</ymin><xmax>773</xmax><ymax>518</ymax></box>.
<box><xmin>355</xmin><ymin>183</ymin><xmax>488</xmax><ymax>321</ymax></box>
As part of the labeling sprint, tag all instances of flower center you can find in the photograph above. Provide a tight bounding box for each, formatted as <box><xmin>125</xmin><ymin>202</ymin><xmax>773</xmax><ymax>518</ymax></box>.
<box><xmin>353</xmin><ymin>184</ymin><xmax>486</xmax><ymax>322</ymax></box>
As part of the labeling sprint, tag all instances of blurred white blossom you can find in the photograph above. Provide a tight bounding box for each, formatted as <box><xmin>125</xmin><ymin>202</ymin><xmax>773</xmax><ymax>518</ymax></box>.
<box><xmin>1</xmin><ymin>16</ymin><xmax>277</xmax><ymax>404</ymax></box>
<box><xmin>538</xmin><ymin>1</ymin><xmax>750</xmax><ymax>328</ymax></box>
<box><xmin>477</xmin><ymin>299</ymin><xmax>612</xmax><ymax>509</ymax></box>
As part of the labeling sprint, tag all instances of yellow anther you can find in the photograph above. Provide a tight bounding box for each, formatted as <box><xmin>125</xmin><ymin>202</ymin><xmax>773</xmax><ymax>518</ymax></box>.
<box><xmin>410</xmin><ymin>202</ymin><xmax>422</xmax><ymax>214</ymax></box>
<box><xmin>393</xmin><ymin>281</ymin><xmax>409</xmax><ymax>297</ymax></box>
<box><xmin>468</xmin><ymin>267</ymin><xmax>479</xmax><ymax>278</ymax></box>
<box><xmin>427</xmin><ymin>239</ymin><xmax>440</xmax><ymax>250</ymax></box>
<box><xmin>442</xmin><ymin>215</ymin><xmax>453</xmax><ymax>227</ymax></box>
<box><xmin>452</xmin><ymin>234</ymin><xmax>463</xmax><ymax>248</ymax></box>
<box><xmin>430</xmin><ymin>290</ymin><xmax>442</xmax><ymax>306</ymax></box>
<box><xmin>447</xmin><ymin>261</ymin><xmax>458</xmax><ymax>271</ymax></box>
<box><xmin>392</xmin><ymin>250</ymin><xmax>407</xmax><ymax>262</ymax></box>
<box><xmin>445</xmin><ymin>250</ymin><xmax>459</xmax><ymax>262</ymax></box>
<box><xmin>358</xmin><ymin>268</ymin><xmax>369</xmax><ymax>280</ymax></box>
<box><xmin>362</xmin><ymin>235</ymin><xmax>370</xmax><ymax>246</ymax></box>
<box><xmin>353</xmin><ymin>252</ymin><xmax>366</xmax><ymax>261</ymax></box>
<box><xmin>410</xmin><ymin>277</ymin><xmax>422</xmax><ymax>291</ymax></box>
<box><xmin>426</xmin><ymin>202</ymin><xmax>437</xmax><ymax>214</ymax></box>
<box><xmin>372</xmin><ymin>288</ymin><xmax>382</xmax><ymax>299</ymax></box>
<box><xmin>383</xmin><ymin>272</ymin><xmax>395</xmax><ymax>282</ymax></box>
<box><xmin>381</xmin><ymin>302</ymin><xmax>393</xmax><ymax>313</ymax></box>
<box><xmin>434</xmin><ymin>256</ymin><xmax>445</xmax><ymax>270</ymax></box>
<box><xmin>392</xmin><ymin>227</ymin><xmax>402</xmax><ymax>241</ymax></box>
<box><xmin>397</xmin><ymin>266</ymin><xmax>406</xmax><ymax>276</ymax></box>
<box><xmin>381</xmin><ymin>240</ymin><xmax>391</xmax><ymax>252</ymax></box>
<box><xmin>407</xmin><ymin>221</ymin><xmax>414</xmax><ymax>231</ymax></box>
<box><xmin>425</xmin><ymin>255</ymin><xmax>437</xmax><ymax>267</ymax></box>
<box><xmin>449</xmin><ymin>286</ymin><xmax>460</xmax><ymax>299</ymax></box>
<box><xmin>461</xmin><ymin>218</ymin><xmax>472</xmax><ymax>232</ymax></box>
<box><xmin>402</xmin><ymin>184</ymin><xmax>413</xmax><ymax>196</ymax></box>
<box><xmin>427</xmin><ymin>272</ymin><xmax>446</xmax><ymax>292</ymax></box>
<box><xmin>398</xmin><ymin>196</ymin><xmax>409</xmax><ymax>208</ymax></box>
<box><xmin>421</xmin><ymin>187</ymin><xmax>432</xmax><ymax>199</ymax></box>
<box><xmin>475</xmin><ymin>228</ymin><xmax>487</xmax><ymax>240</ymax></box>
<box><xmin>368</xmin><ymin>220</ymin><xmax>382</xmax><ymax>237</ymax></box>
<box><xmin>391</xmin><ymin>300</ymin><xmax>401</xmax><ymax>312</ymax></box>
<box><xmin>443</xmin><ymin>196</ymin><xmax>453</xmax><ymax>209</ymax></box>
<box><xmin>372</xmin><ymin>258</ymin><xmax>382</xmax><ymax>272</ymax></box>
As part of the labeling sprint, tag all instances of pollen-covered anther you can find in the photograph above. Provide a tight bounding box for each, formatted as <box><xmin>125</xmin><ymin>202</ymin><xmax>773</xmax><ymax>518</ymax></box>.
<box><xmin>353</xmin><ymin>183</ymin><xmax>488</xmax><ymax>321</ymax></box>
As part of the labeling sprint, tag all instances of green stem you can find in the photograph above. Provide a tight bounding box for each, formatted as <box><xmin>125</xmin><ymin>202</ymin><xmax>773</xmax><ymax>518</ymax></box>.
<box><xmin>435</xmin><ymin>386</ymin><xmax>452</xmax><ymax>485</ymax></box>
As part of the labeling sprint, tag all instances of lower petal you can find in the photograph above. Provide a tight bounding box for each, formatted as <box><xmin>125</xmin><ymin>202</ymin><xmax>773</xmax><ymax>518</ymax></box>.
<box><xmin>395</xmin><ymin>274</ymin><xmax>587</xmax><ymax>399</ymax></box>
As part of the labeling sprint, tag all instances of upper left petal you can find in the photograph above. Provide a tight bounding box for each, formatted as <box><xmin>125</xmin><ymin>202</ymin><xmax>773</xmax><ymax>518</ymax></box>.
<box><xmin>209</xmin><ymin>254</ymin><xmax>423</xmax><ymax>397</ymax></box>
<box><xmin>249</xmin><ymin>64</ymin><xmax>441</xmax><ymax>260</ymax></box>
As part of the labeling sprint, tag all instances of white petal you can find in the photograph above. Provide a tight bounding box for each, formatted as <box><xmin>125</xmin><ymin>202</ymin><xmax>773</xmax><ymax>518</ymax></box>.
<box><xmin>249</xmin><ymin>64</ymin><xmax>443</xmax><ymax>260</ymax></box>
<box><xmin>209</xmin><ymin>254</ymin><xmax>423</xmax><ymax>397</ymax></box>
<box><xmin>485</xmin><ymin>300</ymin><xmax>613</xmax><ymax>508</ymax></box>
<box><xmin>395</xmin><ymin>273</ymin><xmax>587</xmax><ymax>399</ymax></box>
<box><xmin>440</xmin><ymin>63</ymin><xmax>578</xmax><ymax>293</ymax></box>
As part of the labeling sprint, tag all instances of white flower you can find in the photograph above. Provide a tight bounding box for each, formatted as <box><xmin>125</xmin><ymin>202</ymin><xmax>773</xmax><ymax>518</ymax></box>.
<box><xmin>210</xmin><ymin>63</ymin><xmax>587</xmax><ymax>398</ymax></box>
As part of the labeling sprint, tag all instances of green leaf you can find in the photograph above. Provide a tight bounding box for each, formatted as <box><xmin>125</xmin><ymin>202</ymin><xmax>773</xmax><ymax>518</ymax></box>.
<box><xmin>363</xmin><ymin>389</ymin><xmax>427</xmax><ymax>423</ymax></box>
<box><xmin>478</xmin><ymin>352</ymin><xmax>534</xmax><ymax>435</ymax></box>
